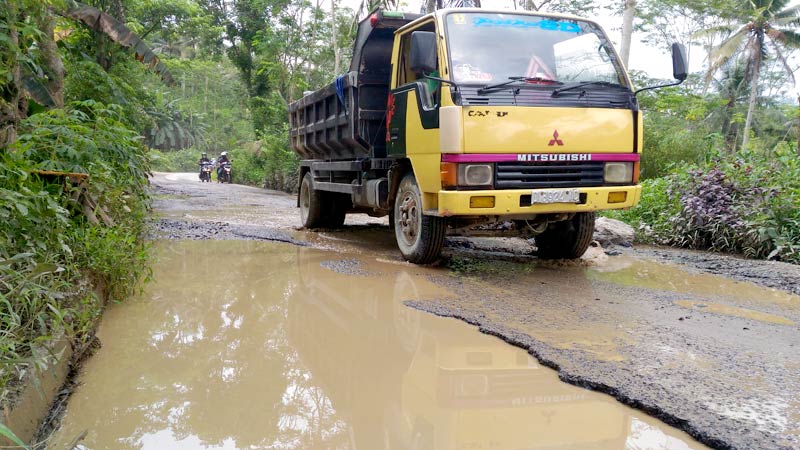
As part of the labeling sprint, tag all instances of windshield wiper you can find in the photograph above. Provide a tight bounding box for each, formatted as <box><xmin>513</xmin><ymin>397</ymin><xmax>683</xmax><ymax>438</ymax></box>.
<box><xmin>551</xmin><ymin>81</ymin><xmax>628</xmax><ymax>97</ymax></box>
<box><xmin>478</xmin><ymin>76</ymin><xmax>561</xmax><ymax>95</ymax></box>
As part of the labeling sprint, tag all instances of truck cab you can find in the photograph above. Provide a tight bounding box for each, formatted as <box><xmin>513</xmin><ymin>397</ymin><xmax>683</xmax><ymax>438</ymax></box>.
<box><xmin>289</xmin><ymin>9</ymin><xmax>687</xmax><ymax>264</ymax></box>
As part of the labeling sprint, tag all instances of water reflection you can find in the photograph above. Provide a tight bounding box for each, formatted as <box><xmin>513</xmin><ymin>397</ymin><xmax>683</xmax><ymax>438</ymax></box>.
<box><xmin>50</xmin><ymin>241</ymin><xmax>705</xmax><ymax>450</ymax></box>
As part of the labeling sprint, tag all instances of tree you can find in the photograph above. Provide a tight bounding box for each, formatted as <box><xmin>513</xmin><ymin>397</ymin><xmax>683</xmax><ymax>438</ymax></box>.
<box><xmin>620</xmin><ymin>0</ymin><xmax>636</xmax><ymax>67</ymax></box>
<box><xmin>701</xmin><ymin>0</ymin><xmax>800</xmax><ymax>150</ymax></box>
<box><xmin>64</xmin><ymin>2</ymin><xmax>176</xmax><ymax>85</ymax></box>
<box><xmin>0</xmin><ymin>0</ymin><xmax>59</xmax><ymax>148</ymax></box>
<box><xmin>517</xmin><ymin>0</ymin><xmax>595</xmax><ymax>15</ymax></box>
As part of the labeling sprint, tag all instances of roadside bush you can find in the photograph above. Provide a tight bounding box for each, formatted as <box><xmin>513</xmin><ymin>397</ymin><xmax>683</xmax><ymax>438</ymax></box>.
<box><xmin>641</xmin><ymin>119</ymin><xmax>716</xmax><ymax>179</ymax></box>
<box><xmin>150</xmin><ymin>131</ymin><xmax>301</xmax><ymax>193</ymax></box>
<box><xmin>65</xmin><ymin>59</ymin><xmax>155</xmax><ymax>134</ymax></box>
<box><xmin>604</xmin><ymin>176</ymin><xmax>682</xmax><ymax>239</ymax></box>
<box><xmin>608</xmin><ymin>145</ymin><xmax>800</xmax><ymax>263</ymax></box>
<box><xmin>150</xmin><ymin>148</ymin><xmax>199</xmax><ymax>172</ymax></box>
<box><xmin>0</xmin><ymin>101</ymin><xmax>150</xmax><ymax>398</ymax></box>
<box><xmin>637</xmin><ymin>84</ymin><xmax>718</xmax><ymax>179</ymax></box>
<box><xmin>255</xmin><ymin>128</ymin><xmax>299</xmax><ymax>193</ymax></box>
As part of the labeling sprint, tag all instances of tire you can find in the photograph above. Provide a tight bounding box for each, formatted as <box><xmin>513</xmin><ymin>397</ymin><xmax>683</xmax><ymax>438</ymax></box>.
<box><xmin>324</xmin><ymin>193</ymin><xmax>349</xmax><ymax>228</ymax></box>
<box><xmin>535</xmin><ymin>212</ymin><xmax>596</xmax><ymax>259</ymax></box>
<box><xmin>393</xmin><ymin>173</ymin><xmax>446</xmax><ymax>264</ymax></box>
<box><xmin>299</xmin><ymin>172</ymin><xmax>327</xmax><ymax>228</ymax></box>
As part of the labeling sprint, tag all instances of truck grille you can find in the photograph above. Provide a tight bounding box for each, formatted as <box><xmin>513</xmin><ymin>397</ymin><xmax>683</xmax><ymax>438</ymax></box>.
<box><xmin>495</xmin><ymin>161</ymin><xmax>605</xmax><ymax>189</ymax></box>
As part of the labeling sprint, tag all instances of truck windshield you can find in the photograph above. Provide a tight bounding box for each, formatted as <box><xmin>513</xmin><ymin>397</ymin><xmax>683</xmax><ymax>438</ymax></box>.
<box><xmin>445</xmin><ymin>12</ymin><xmax>627</xmax><ymax>88</ymax></box>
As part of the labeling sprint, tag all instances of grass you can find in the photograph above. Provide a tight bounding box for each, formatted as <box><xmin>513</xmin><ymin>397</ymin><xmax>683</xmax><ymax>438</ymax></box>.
<box><xmin>0</xmin><ymin>102</ymin><xmax>151</xmax><ymax>411</ymax></box>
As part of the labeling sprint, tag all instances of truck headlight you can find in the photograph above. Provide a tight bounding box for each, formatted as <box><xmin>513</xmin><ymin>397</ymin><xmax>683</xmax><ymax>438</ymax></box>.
<box><xmin>458</xmin><ymin>164</ymin><xmax>494</xmax><ymax>186</ymax></box>
<box><xmin>604</xmin><ymin>162</ymin><xmax>633</xmax><ymax>184</ymax></box>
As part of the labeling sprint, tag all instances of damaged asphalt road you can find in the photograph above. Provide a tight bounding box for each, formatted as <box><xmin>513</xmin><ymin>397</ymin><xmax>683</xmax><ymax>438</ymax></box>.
<box><xmin>149</xmin><ymin>172</ymin><xmax>800</xmax><ymax>450</ymax></box>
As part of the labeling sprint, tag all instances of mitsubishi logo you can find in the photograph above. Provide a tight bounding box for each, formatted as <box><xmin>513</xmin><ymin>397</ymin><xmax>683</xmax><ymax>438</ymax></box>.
<box><xmin>548</xmin><ymin>130</ymin><xmax>564</xmax><ymax>146</ymax></box>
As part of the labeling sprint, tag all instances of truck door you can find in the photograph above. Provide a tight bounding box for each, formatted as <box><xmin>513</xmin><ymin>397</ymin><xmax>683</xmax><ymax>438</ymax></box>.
<box><xmin>387</xmin><ymin>21</ymin><xmax>441</xmax><ymax>159</ymax></box>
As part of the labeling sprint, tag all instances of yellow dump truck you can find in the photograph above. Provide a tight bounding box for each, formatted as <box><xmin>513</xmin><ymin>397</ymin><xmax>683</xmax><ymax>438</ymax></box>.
<box><xmin>289</xmin><ymin>8</ymin><xmax>686</xmax><ymax>263</ymax></box>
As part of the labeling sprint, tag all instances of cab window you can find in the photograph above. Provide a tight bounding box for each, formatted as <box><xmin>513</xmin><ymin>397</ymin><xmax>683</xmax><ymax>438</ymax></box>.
<box><xmin>397</xmin><ymin>22</ymin><xmax>439</xmax><ymax>107</ymax></box>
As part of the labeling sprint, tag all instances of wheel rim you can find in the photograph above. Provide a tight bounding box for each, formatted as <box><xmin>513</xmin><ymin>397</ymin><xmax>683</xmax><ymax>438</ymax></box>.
<box><xmin>397</xmin><ymin>189</ymin><xmax>420</xmax><ymax>247</ymax></box>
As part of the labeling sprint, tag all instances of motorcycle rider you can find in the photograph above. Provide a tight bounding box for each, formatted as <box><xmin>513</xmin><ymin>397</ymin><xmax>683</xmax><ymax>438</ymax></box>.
<box><xmin>216</xmin><ymin>151</ymin><xmax>231</xmax><ymax>180</ymax></box>
<box><xmin>198</xmin><ymin>153</ymin><xmax>211</xmax><ymax>180</ymax></box>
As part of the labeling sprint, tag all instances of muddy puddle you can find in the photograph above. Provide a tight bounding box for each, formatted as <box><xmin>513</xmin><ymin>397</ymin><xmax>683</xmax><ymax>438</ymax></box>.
<box><xmin>49</xmin><ymin>240</ymin><xmax>708</xmax><ymax>450</ymax></box>
<box><xmin>588</xmin><ymin>256</ymin><xmax>799</xmax><ymax>308</ymax></box>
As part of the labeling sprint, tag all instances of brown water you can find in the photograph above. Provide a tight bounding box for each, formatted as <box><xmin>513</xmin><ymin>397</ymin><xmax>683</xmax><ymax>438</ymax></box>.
<box><xmin>674</xmin><ymin>300</ymin><xmax>796</xmax><ymax>326</ymax></box>
<box><xmin>49</xmin><ymin>240</ymin><xmax>708</xmax><ymax>450</ymax></box>
<box><xmin>588</xmin><ymin>256</ymin><xmax>799</xmax><ymax>308</ymax></box>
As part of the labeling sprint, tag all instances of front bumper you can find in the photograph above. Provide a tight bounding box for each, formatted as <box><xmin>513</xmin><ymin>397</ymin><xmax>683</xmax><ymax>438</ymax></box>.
<box><xmin>436</xmin><ymin>185</ymin><xmax>642</xmax><ymax>217</ymax></box>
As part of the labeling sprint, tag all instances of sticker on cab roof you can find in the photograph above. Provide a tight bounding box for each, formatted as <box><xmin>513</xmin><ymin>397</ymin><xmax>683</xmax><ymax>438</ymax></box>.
<box><xmin>470</xmin><ymin>16</ymin><xmax>581</xmax><ymax>33</ymax></box>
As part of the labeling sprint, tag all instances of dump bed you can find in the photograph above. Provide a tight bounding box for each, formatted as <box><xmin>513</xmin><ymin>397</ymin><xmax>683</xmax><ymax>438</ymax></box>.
<box><xmin>289</xmin><ymin>10</ymin><xmax>421</xmax><ymax>161</ymax></box>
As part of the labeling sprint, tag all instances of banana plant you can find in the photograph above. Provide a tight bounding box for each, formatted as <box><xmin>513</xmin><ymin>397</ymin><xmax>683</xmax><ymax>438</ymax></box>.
<box><xmin>23</xmin><ymin>1</ymin><xmax>176</xmax><ymax>109</ymax></box>
<box><xmin>63</xmin><ymin>1</ymin><xmax>175</xmax><ymax>85</ymax></box>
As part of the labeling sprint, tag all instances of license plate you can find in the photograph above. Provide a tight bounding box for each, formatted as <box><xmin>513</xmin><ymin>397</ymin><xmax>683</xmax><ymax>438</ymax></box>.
<box><xmin>530</xmin><ymin>189</ymin><xmax>580</xmax><ymax>204</ymax></box>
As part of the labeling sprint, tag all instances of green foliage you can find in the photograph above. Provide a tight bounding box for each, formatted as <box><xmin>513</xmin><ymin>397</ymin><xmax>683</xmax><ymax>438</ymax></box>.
<box><xmin>64</xmin><ymin>1</ymin><xmax>176</xmax><ymax>84</ymax></box>
<box><xmin>145</xmin><ymin>97</ymin><xmax>207</xmax><ymax>150</ymax></box>
<box><xmin>1</xmin><ymin>101</ymin><xmax>150</xmax><ymax>397</ymax></box>
<box><xmin>13</xmin><ymin>101</ymin><xmax>150</xmax><ymax>196</ymax></box>
<box><xmin>149</xmin><ymin>137</ymin><xmax>300</xmax><ymax>192</ymax></box>
<box><xmin>149</xmin><ymin>148</ymin><xmax>200</xmax><ymax>172</ymax></box>
<box><xmin>0</xmin><ymin>422</ymin><xmax>28</xmax><ymax>449</ymax></box>
<box><xmin>605</xmin><ymin>176</ymin><xmax>683</xmax><ymax>239</ymax></box>
<box><xmin>608</xmin><ymin>145</ymin><xmax>800</xmax><ymax>263</ymax></box>
<box><xmin>64</xmin><ymin>58</ymin><xmax>156</xmax><ymax>133</ymax></box>
<box><xmin>160</xmin><ymin>58</ymin><xmax>254</xmax><ymax>153</ymax></box>
<box><xmin>247</xmin><ymin>129</ymin><xmax>299</xmax><ymax>191</ymax></box>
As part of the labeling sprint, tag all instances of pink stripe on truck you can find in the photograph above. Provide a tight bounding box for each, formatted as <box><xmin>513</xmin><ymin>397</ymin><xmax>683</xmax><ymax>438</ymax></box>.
<box><xmin>441</xmin><ymin>153</ymin><xmax>640</xmax><ymax>163</ymax></box>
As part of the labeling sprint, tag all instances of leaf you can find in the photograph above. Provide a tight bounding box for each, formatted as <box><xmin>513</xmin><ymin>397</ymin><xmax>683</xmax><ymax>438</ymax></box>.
<box><xmin>30</xmin><ymin>263</ymin><xmax>63</xmax><ymax>278</ymax></box>
<box><xmin>20</xmin><ymin>72</ymin><xmax>57</xmax><ymax>108</ymax></box>
<box><xmin>63</xmin><ymin>1</ymin><xmax>175</xmax><ymax>86</ymax></box>
<box><xmin>0</xmin><ymin>422</ymin><xmax>29</xmax><ymax>449</ymax></box>
<box><xmin>15</xmin><ymin>202</ymin><xmax>29</xmax><ymax>217</ymax></box>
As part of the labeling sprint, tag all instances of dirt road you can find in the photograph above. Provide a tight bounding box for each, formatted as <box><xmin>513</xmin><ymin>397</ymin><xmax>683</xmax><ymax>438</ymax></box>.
<box><xmin>56</xmin><ymin>173</ymin><xmax>799</xmax><ymax>449</ymax></box>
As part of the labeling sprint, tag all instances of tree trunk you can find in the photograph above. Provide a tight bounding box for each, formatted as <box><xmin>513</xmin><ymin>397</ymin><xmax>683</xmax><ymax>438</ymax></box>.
<box><xmin>95</xmin><ymin>0</ymin><xmax>127</xmax><ymax>72</ymax></box>
<box><xmin>425</xmin><ymin>0</ymin><xmax>436</xmax><ymax>13</ymax></box>
<box><xmin>331</xmin><ymin>0</ymin><xmax>340</xmax><ymax>75</ymax></box>
<box><xmin>36</xmin><ymin>12</ymin><xmax>65</xmax><ymax>108</ymax></box>
<box><xmin>0</xmin><ymin>2</ymin><xmax>22</xmax><ymax>149</ymax></box>
<box><xmin>741</xmin><ymin>37</ymin><xmax>763</xmax><ymax>151</ymax></box>
<box><xmin>721</xmin><ymin>85</ymin><xmax>739</xmax><ymax>152</ymax></box>
<box><xmin>620</xmin><ymin>0</ymin><xmax>636</xmax><ymax>67</ymax></box>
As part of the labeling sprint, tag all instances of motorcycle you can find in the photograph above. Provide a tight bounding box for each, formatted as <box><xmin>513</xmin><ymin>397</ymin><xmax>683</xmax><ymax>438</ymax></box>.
<box><xmin>217</xmin><ymin>161</ymin><xmax>232</xmax><ymax>183</ymax></box>
<box><xmin>199</xmin><ymin>162</ymin><xmax>213</xmax><ymax>182</ymax></box>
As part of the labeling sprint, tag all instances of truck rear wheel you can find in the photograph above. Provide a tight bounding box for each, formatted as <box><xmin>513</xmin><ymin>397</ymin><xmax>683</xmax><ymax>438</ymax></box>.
<box><xmin>394</xmin><ymin>173</ymin><xmax>445</xmax><ymax>264</ymax></box>
<box><xmin>300</xmin><ymin>172</ymin><xmax>326</xmax><ymax>228</ymax></box>
<box><xmin>535</xmin><ymin>212</ymin><xmax>596</xmax><ymax>259</ymax></box>
<box><xmin>324</xmin><ymin>193</ymin><xmax>349</xmax><ymax>228</ymax></box>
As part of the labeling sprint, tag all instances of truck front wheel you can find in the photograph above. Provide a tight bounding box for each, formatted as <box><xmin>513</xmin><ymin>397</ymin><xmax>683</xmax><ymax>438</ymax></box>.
<box><xmin>535</xmin><ymin>212</ymin><xmax>596</xmax><ymax>259</ymax></box>
<box><xmin>299</xmin><ymin>172</ymin><xmax>326</xmax><ymax>228</ymax></box>
<box><xmin>394</xmin><ymin>173</ymin><xmax>446</xmax><ymax>264</ymax></box>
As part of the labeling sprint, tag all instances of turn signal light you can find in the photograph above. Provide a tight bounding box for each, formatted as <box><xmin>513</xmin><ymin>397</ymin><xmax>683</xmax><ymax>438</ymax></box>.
<box><xmin>608</xmin><ymin>191</ymin><xmax>627</xmax><ymax>204</ymax></box>
<box><xmin>470</xmin><ymin>196</ymin><xmax>495</xmax><ymax>208</ymax></box>
<box><xmin>441</xmin><ymin>162</ymin><xmax>458</xmax><ymax>188</ymax></box>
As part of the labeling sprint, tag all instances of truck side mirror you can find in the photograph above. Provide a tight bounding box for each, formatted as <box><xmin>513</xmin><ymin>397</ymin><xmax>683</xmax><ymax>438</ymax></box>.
<box><xmin>672</xmin><ymin>43</ymin><xmax>688</xmax><ymax>81</ymax></box>
<box><xmin>410</xmin><ymin>31</ymin><xmax>436</xmax><ymax>74</ymax></box>
<box><xmin>634</xmin><ymin>42</ymin><xmax>689</xmax><ymax>96</ymax></box>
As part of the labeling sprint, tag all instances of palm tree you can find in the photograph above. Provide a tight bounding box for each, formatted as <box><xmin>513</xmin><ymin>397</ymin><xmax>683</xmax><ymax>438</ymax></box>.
<box><xmin>702</xmin><ymin>0</ymin><xmax>800</xmax><ymax>150</ymax></box>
